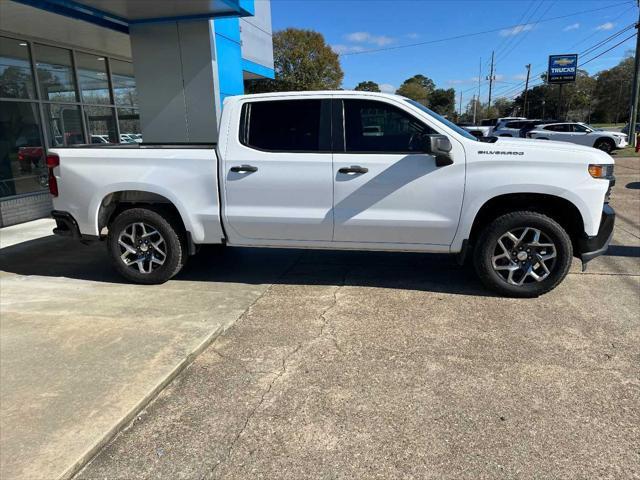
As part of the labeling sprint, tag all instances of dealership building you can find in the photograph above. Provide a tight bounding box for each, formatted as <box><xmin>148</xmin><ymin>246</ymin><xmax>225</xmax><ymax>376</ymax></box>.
<box><xmin>0</xmin><ymin>0</ymin><xmax>274</xmax><ymax>227</ymax></box>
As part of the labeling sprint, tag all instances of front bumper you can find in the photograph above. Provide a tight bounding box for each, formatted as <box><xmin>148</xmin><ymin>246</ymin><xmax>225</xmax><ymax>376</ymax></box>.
<box><xmin>576</xmin><ymin>204</ymin><xmax>615</xmax><ymax>270</ymax></box>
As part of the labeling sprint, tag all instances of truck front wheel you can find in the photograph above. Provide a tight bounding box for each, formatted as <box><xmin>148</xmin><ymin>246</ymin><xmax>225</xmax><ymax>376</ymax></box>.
<box><xmin>107</xmin><ymin>207</ymin><xmax>186</xmax><ymax>284</ymax></box>
<box><xmin>473</xmin><ymin>211</ymin><xmax>573</xmax><ymax>297</ymax></box>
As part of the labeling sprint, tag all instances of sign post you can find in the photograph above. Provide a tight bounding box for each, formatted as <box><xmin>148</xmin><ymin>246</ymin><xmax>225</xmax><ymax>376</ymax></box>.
<box><xmin>548</xmin><ymin>54</ymin><xmax>578</xmax><ymax>121</ymax></box>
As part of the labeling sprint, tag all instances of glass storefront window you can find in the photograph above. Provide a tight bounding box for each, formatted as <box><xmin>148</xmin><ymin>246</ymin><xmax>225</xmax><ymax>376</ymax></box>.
<box><xmin>117</xmin><ymin>108</ymin><xmax>142</xmax><ymax>143</ymax></box>
<box><xmin>76</xmin><ymin>52</ymin><xmax>111</xmax><ymax>105</ymax></box>
<box><xmin>84</xmin><ymin>106</ymin><xmax>117</xmax><ymax>143</ymax></box>
<box><xmin>43</xmin><ymin>104</ymin><xmax>83</xmax><ymax>147</ymax></box>
<box><xmin>34</xmin><ymin>44</ymin><xmax>78</xmax><ymax>102</ymax></box>
<box><xmin>111</xmin><ymin>59</ymin><xmax>137</xmax><ymax>107</ymax></box>
<box><xmin>0</xmin><ymin>101</ymin><xmax>46</xmax><ymax>197</ymax></box>
<box><xmin>1</xmin><ymin>36</ymin><xmax>36</xmax><ymax>99</ymax></box>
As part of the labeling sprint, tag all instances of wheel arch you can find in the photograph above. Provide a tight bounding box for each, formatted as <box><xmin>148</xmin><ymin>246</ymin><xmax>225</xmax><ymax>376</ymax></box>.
<box><xmin>96</xmin><ymin>189</ymin><xmax>190</xmax><ymax>239</ymax></box>
<box><xmin>465</xmin><ymin>193</ymin><xmax>586</xmax><ymax>253</ymax></box>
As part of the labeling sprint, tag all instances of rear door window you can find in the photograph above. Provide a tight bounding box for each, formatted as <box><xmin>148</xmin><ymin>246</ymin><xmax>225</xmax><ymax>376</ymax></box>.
<box><xmin>240</xmin><ymin>99</ymin><xmax>330</xmax><ymax>152</ymax></box>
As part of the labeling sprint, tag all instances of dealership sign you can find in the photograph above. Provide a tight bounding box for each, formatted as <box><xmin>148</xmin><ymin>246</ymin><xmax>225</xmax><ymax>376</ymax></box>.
<box><xmin>548</xmin><ymin>54</ymin><xmax>578</xmax><ymax>84</ymax></box>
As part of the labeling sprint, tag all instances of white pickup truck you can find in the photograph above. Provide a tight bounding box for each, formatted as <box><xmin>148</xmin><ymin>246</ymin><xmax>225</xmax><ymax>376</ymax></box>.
<box><xmin>48</xmin><ymin>91</ymin><xmax>615</xmax><ymax>297</ymax></box>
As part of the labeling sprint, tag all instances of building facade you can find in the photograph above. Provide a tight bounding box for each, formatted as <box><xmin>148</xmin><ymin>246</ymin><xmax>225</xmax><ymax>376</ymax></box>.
<box><xmin>0</xmin><ymin>0</ymin><xmax>274</xmax><ymax>227</ymax></box>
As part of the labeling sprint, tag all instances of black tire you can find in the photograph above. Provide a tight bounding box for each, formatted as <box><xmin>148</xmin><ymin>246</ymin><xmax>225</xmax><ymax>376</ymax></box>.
<box><xmin>473</xmin><ymin>211</ymin><xmax>573</xmax><ymax>297</ymax></box>
<box><xmin>107</xmin><ymin>207</ymin><xmax>186</xmax><ymax>284</ymax></box>
<box><xmin>594</xmin><ymin>138</ymin><xmax>614</xmax><ymax>153</ymax></box>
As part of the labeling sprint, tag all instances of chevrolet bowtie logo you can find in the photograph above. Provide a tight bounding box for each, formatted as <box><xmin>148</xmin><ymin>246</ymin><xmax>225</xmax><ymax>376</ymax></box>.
<box><xmin>553</xmin><ymin>58</ymin><xmax>574</xmax><ymax>66</ymax></box>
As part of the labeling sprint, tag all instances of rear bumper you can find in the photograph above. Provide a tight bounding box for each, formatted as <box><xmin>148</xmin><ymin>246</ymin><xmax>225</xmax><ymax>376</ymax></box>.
<box><xmin>576</xmin><ymin>204</ymin><xmax>615</xmax><ymax>269</ymax></box>
<box><xmin>51</xmin><ymin>209</ymin><xmax>102</xmax><ymax>243</ymax></box>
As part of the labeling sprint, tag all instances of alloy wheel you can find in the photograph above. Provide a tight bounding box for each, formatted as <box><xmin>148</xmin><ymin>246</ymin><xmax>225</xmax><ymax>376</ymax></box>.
<box><xmin>117</xmin><ymin>222</ymin><xmax>167</xmax><ymax>274</ymax></box>
<box><xmin>491</xmin><ymin>227</ymin><xmax>557</xmax><ymax>286</ymax></box>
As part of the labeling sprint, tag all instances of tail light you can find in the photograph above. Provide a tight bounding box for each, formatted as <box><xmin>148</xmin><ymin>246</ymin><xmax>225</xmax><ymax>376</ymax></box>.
<box><xmin>46</xmin><ymin>153</ymin><xmax>59</xmax><ymax>197</ymax></box>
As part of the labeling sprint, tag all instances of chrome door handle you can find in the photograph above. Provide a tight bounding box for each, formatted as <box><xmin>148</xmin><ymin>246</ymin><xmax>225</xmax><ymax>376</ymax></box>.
<box><xmin>230</xmin><ymin>165</ymin><xmax>258</xmax><ymax>173</ymax></box>
<box><xmin>338</xmin><ymin>166</ymin><xmax>368</xmax><ymax>175</ymax></box>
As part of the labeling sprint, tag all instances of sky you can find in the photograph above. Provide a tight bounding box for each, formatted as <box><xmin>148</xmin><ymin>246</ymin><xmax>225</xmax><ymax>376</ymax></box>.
<box><xmin>269</xmin><ymin>0</ymin><xmax>638</xmax><ymax>105</ymax></box>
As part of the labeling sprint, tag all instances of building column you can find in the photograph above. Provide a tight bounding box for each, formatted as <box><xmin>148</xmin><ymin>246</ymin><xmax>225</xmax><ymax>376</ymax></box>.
<box><xmin>129</xmin><ymin>20</ymin><xmax>221</xmax><ymax>143</ymax></box>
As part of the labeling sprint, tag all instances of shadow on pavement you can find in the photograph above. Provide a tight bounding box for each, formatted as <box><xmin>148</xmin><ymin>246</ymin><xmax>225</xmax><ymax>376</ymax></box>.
<box><xmin>3</xmin><ymin>235</ymin><xmax>639</xmax><ymax>298</ymax></box>
<box><xmin>1</xmin><ymin>235</ymin><xmax>495</xmax><ymax>297</ymax></box>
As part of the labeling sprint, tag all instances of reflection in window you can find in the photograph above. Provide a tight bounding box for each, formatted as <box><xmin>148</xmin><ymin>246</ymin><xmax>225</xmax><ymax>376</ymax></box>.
<box><xmin>0</xmin><ymin>101</ymin><xmax>46</xmax><ymax>197</ymax></box>
<box><xmin>76</xmin><ymin>52</ymin><xmax>110</xmax><ymax>105</ymax></box>
<box><xmin>43</xmin><ymin>104</ymin><xmax>83</xmax><ymax>147</ymax></box>
<box><xmin>34</xmin><ymin>44</ymin><xmax>78</xmax><ymax>102</ymax></box>
<box><xmin>344</xmin><ymin>99</ymin><xmax>435</xmax><ymax>153</ymax></box>
<box><xmin>84</xmin><ymin>106</ymin><xmax>117</xmax><ymax>143</ymax></box>
<box><xmin>0</xmin><ymin>36</ymin><xmax>36</xmax><ymax>99</ymax></box>
<box><xmin>117</xmin><ymin>108</ymin><xmax>142</xmax><ymax>143</ymax></box>
<box><xmin>111</xmin><ymin>59</ymin><xmax>137</xmax><ymax>107</ymax></box>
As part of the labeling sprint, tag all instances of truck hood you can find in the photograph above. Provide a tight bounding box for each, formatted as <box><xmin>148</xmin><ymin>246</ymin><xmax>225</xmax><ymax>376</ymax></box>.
<box><xmin>491</xmin><ymin>136</ymin><xmax>612</xmax><ymax>156</ymax></box>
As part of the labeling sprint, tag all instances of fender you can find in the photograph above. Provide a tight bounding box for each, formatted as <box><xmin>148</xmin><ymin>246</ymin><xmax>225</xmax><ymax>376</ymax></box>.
<box><xmin>451</xmin><ymin>184</ymin><xmax>593</xmax><ymax>252</ymax></box>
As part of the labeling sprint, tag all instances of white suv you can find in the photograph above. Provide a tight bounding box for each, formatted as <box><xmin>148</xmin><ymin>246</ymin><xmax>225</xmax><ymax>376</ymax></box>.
<box><xmin>527</xmin><ymin>122</ymin><xmax>628</xmax><ymax>153</ymax></box>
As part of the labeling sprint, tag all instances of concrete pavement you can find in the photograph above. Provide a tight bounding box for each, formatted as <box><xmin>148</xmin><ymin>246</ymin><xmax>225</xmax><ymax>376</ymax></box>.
<box><xmin>0</xmin><ymin>228</ymin><xmax>298</xmax><ymax>480</ymax></box>
<box><xmin>75</xmin><ymin>158</ymin><xmax>639</xmax><ymax>479</ymax></box>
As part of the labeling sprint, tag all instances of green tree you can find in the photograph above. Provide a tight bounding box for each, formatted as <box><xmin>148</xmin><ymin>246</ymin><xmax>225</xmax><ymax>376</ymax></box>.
<box><xmin>429</xmin><ymin>88</ymin><xmax>456</xmax><ymax>117</ymax></box>
<box><xmin>354</xmin><ymin>81</ymin><xmax>380</xmax><ymax>92</ymax></box>
<box><xmin>591</xmin><ymin>54</ymin><xmax>633</xmax><ymax>123</ymax></box>
<box><xmin>493</xmin><ymin>97</ymin><xmax>515</xmax><ymax>117</ymax></box>
<box><xmin>395</xmin><ymin>74</ymin><xmax>436</xmax><ymax>105</ymax></box>
<box><xmin>244</xmin><ymin>28</ymin><xmax>343</xmax><ymax>93</ymax></box>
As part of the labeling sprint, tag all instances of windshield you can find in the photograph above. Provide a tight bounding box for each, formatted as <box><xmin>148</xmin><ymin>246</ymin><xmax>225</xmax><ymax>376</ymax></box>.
<box><xmin>404</xmin><ymin>98</ymin><xmax>478</xmax><ymax>141</ymax></box>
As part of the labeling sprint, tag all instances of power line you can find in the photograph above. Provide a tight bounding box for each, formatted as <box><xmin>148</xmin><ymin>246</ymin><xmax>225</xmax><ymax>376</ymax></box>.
<box><xmin>339</xmin><ymin>1</ymin><xmax>632</xmax><ymax>57</ymax></box>
<box><xmin>490</xmin><ymin>22</ymin><xmax>637</xmax><ymax>99</ymax></box>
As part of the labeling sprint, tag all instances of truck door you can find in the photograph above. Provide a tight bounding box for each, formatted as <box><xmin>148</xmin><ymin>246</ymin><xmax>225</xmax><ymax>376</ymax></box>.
<box><xmin>332</xmin><ymin>98</ymin><xmax>465</xmax><ymax>246</ymax></box>
<box><xmin>222</xmin><ymin>98</ymin><xmax>334</xmax><ymax>242</ymax></box>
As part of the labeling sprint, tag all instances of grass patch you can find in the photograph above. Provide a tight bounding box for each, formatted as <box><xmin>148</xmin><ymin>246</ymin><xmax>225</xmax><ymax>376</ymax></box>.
<box><xmin>611</xmin><ymin>146</ymin><xmax>638</xmax><ymax>157</ymax></box>
<box><xmin>592</xmin><ymin>123</ymin><xmax>625</xmax><ymax>129</ymax></box>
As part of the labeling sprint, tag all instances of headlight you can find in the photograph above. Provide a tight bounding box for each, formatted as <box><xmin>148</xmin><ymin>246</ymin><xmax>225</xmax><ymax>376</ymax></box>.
<box><xmin>588</xmin><ymin>164</ymin><xmax>614</xmax><ymax>179</ymax></box>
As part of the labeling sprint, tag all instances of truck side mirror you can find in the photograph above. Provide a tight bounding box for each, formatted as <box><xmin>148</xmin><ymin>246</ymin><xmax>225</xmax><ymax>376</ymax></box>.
<box><xmin>424</xmin><ymin>134</ymin><xmax>454</xmax><ymax>167</ymax></box>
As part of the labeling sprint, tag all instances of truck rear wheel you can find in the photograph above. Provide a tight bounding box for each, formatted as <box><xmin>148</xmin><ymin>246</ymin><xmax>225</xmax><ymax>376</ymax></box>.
<box><xmin>473</xmin><ymin>211</ymin><xmax>573</xmax><ymax>297</ymax></box>
<box><xmin>107</xmin><ymin>207</ymin><xmax>186</xmax><ymax>284</ymax></box>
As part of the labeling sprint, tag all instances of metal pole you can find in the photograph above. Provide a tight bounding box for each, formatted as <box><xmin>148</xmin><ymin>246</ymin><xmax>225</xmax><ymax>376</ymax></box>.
<box><xmin>487</xmin><ymin>51</ymin><xmax>495</xmax><ymax>110</ymax></box>
<box><xmin>627</xmin><ymin>6</ymin><xmax>640</xmax><ymax>148</ymax></box>
<box><xmin>523</xmin><ymin>63</ymin><xmax>531</xmax><ymax>118</ymax></box>
<box><xmin>459</xmin><ymin>90</ymin><xmax>463</xmax><ymax>117</ymax></box>
<box><xmin>474</xmin><ymin>57</ymin><xmax>481</xmax><ymax>124</ymax></box>
<box><xmin>472</xmin><ymin>94</ymin><xmax>477</xmax><ymax>124</ymax></box>
<box><xmin>557</xmin><ymin>83</ymin><xmax>563</xmax><ymax>121</ymax></box>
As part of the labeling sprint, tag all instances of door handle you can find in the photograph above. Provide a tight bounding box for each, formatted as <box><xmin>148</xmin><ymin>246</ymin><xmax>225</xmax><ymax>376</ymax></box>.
<box><xmin>230</xmin><ymin>165</ymin><xmax>258</xmax><ymax>173</ymax></box>
<box><xmin>338</xmin><ymin>166</ymin><xmax>368</xmax><ymax>175</ymax></box>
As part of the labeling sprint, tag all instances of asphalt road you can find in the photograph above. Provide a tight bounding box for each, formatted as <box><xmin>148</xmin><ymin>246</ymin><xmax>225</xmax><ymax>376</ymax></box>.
<box><xmin>68</xmin><ymin>157</ymin><xmax>639</xmax><ymax>479</ymax></box>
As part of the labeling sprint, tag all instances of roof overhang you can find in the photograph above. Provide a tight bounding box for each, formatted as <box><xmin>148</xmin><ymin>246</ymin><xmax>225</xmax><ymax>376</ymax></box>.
<box><xmin>12</xmin><ymin>0</ymin><xmax>255</xmax><ymax>34</ymax></box>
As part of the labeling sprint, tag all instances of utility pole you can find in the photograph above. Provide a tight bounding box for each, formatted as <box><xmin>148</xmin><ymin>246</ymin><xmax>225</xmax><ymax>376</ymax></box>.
<box><xmin>487</xmin><ymin>51</ymin><xmax>495</xmax><ymax>111</ymax></box>
<box><xmin>474</xmin><ymin>57</ymin><xmax>482</xmax><ymax>124</ymax></box>
<box><xmin>627</xmin><ymin>4</ymin><xmax>640</xmax><ymax>148</ymax></box>
<box><xmin>523</xmin><ymin>64</ymin><xmax>531</xmax><ymax>118</ymax></box>
<box><xmin>459</xmin><ymin>90</ymin><xmax>463</xmax><ymax>117</ymax></box>
<box><xmin>472</xmin><ymin>94</ymin><xmax>477</xmax><ymax>124</ymax></box>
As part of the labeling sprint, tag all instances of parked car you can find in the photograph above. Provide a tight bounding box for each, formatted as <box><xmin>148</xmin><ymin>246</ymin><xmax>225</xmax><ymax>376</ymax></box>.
<box><xmin>48</xmin><ymin>91</ymin><xmax>615</xmax><ymax>297</ymax></box>
<box><xmin>459</xmin><ymin>123</ymin><xmax>492</xmax><ymax>138</ymax></box>
<box><xmin>91</xmin><ymin>135</ymin><xmax>110</xmax><ymax>144</ymax></box>
<box><xmin>527</xmin><ymin>122</ymin><xmax>628</xmax><ymax>152</ymax></box>
<box><xmin>490</xmin><ymin>117</ymin><xmax>527</xmax><ymax>136</ymax></box>
<box><xmin>518</xmin><ymin>119</ymin><xmax>560</xmax><ymax>138</ymax></box>
<box><xmin>620</xmin><ymin>123</ymin><xmax>640</xmax><ymax>136</ymax></box>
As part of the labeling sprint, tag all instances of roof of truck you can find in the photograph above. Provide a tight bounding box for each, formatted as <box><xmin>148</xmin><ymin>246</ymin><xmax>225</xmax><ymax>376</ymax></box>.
<box><xmin>224</xmin><ymin>90</ymin><xmax>403</xmax><ymax>103</ymax></box>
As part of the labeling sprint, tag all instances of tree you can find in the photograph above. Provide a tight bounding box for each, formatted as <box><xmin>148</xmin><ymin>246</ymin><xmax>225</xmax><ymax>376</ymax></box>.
<box><xmin>395</xmin><ymin>74</ymin><xmax>436</xmax><ymax>105</ymax></box>
<box><xmin>429</xmin><ymin>88</ymin><xmax>456</xmax><ymax>117</ymax></box>
<box><xmin>354</xmin><ymin>81</ymin><xmax>380</xmax><ymax>92</ymax></box>
<box><xmin>244</xmin><ymin>28</ymin><xmax>343</xmax><ymax>93</ymax></box>
<box><xmin>493</xmin><ymin>98</ymin><xmax>515</xmax><ymax>117</ymax></box>
<box><xmin>591</xmin><ymin>54</ymin><xmax>633</xmax><ymax>123</ymax></box>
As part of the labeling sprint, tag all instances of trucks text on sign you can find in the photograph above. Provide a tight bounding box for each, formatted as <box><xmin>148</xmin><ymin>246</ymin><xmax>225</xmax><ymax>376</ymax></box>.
<box><xmin>548</xmin><ymin>54</ymin><xmax>578</xmax><ymax>84</ymax></box>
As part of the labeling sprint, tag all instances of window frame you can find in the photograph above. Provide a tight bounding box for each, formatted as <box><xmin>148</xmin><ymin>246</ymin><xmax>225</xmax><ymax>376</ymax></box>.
<box><xmin>239</xmin><ymin>98</ymin><xmax>332</xmax><ymax>154</ymax></box>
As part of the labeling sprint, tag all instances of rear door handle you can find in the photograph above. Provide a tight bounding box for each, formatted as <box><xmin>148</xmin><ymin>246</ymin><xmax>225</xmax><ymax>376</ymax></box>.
<box><xmin>338</xmin><ymin>166</ymin><xmax>368</xmax><ymax>175</ymax></box>
<box><xmin>230</xmin><ymin>165</ymin><xmax>258</xmax><ymax>173</ymax></box>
